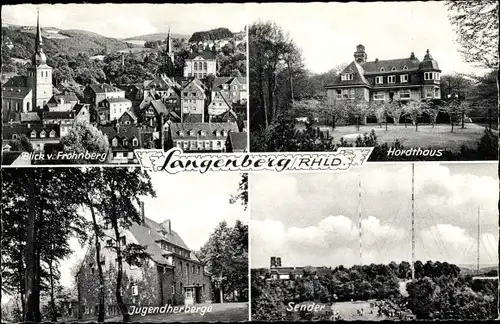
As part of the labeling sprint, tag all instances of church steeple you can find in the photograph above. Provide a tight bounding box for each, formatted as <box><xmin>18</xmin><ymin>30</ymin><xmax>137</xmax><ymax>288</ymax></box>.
<box><xmin>166</xmin><ymin>26</ymin><xmax>171</xmax><ymax>54</ymax></box>
<box><xmin>32</xmin><ymin>8</ymin><xmax>47</xmax><ymax>66</ymax></box>
<box><xmin>35</xmin><ymin>8</ymin><xmax>43</xmax><ymax>51</ymax></box>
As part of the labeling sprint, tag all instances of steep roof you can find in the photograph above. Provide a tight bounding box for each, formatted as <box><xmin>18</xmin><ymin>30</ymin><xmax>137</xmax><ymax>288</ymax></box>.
<box><xmin>361</xmin><ymin>57</ymin><xmax>421</xmax><ymax>74</ymax></box>
<box><xmin>150</xmin><ymin>99</ymin><xmax>168</xmax><ymax>115</ymax></box>
<box><xmin>103</xmin><ymin>97</ymin><xmax>131</xmax><ymax>104</ymax></box>
<box><xmin>3</xmin><ymin>76</ymin><xmax>28</xmax><ymax>87</ymax></box>
<box><xmin>128</xmin><ymin>217</ymin><xmax>200</xmax><ymax>265</ymax></box>
<box><xmin>120</xmin><ymin>109</ymin><xmax>138</xmax><ymax>121</ymax></box>
<box><xmin>20</xmin><ymin>112</ymin><xmax>41</xmax><ymax>123</ymax></box>
<box><xmin>213</xmin><ymin>77</ymin><xmax>246</xmax><ymax>91</ymax></box>
<box><xmin>73</xmin><ymin>103</ymin><xmax>90</xmax><ymax>115</ymax></box>
<box><xmin>325</xmin><ymin>61</ymin><xmax>370</xmax><ymax>88</ymax></box>
<box><xmin>227</xmin><ymin>132</ymin><xmax>247</xmax><ymax>151</ymax></box>
<box><xmin>2</xmin><ymin>86</ymin><xmax>32</xmax><ymax>99</ymax></box>
<box><xmin>49</xmin><ymin>92</ymin><xmax>79</xmax><ymax>103</ymax></box>
<box><xmin>42</xmin><ymin>111</ymin><xmax>75</xmax><ymax>119</ymax></box>
<box><xmin>99</xmin><ymin>124</ymin><xmax>141</xmax><ymax>140</ymax></box>
<box><xmin>169</xmin><ymin>122</ymin><xmax>239</xmax><ymax>140</ymax></box>
<box><xmin>2</xmin><ymin>124</ymin><xmax>61</xmax><ymax>139</ymax></box>
<box><xmin>89</xmin><ymin>84</ymin><xmax>123</xmax><ymax>94</ymax></box>
<box><xmin>186</xmin><ymin>51</ymin><xmax>216</xmax><ymax>60</ymax></box>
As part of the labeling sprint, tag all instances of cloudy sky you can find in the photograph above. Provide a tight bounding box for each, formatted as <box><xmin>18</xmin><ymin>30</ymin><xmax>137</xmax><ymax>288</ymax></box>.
<box><xmin>2</xmin><ymin>4</ymin><xmax>246</xmax><ymax>39</ymax></box>
<box><xmin>250</xmin><ymin>163</ymin><xmax>498</xmax><ymax>269</ymax></box>
<box><xmin>248</xmin><ymin>2</ymin><xmax>489</xmax><ymax>75</ymax></box>
<box><xmin>60</xmin><ymin>172</ymin><xmax>248</xmax><ymax>288</ymax></box>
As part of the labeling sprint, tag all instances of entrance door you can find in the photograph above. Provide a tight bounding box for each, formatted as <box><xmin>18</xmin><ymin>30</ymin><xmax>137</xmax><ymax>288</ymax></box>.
<box><xmin>195</xmin><ymin>287</ymin><xmax>202</xmax><ymax>303</ymax></box>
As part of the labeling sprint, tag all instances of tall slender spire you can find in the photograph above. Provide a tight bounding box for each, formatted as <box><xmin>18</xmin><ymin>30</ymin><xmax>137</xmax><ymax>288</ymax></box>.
<box><xmin>35</xmin><ymin>7</ymin><xmax>43</xmax><ymax>50</ymax></box>
<box><xmin>359</xmin><ymin>178</ymin><xmax>363</xmax><ymax>266</ymax></box>
<box><xmin>477</xmin><ymin>206</ymin><xmax>480</xmax><ymax>276</ymax></box>
<box><xmin>166</xmin><ymin>25</ymin><xmax>171</xmax><ymax>54</ymax></box>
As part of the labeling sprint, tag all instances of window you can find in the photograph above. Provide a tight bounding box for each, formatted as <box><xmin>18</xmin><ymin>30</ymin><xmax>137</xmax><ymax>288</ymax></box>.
<box><xmin>120</xmin><ymin>236</ymin><xmax>126</xmax><ymax>246</ymax></box>
<box><xmin>198</xmin><ymin>266</ymin><xmax>200</xmax><ymax>275</ymax></box>
<box><xmin>30</xmin><ymin>130</ymin><xmax>37</xmax><ymax>138</ymax></box>
<box><xmin>435</xmin><ymin>72</ymin><xmax>440</xmax><ymax>80</ymax></box>
<box><xmin>373</xmin><ymin>92</ymin><xmax>385</xmax><ymax>101</ymax></box>
<box><xmin>106</xmin><ymin>239</ymin><xmax>113</xmax><ymax>246</ymax></box>
<box><xmin>132</xmin><ymin>285</ymin><xmax>139</xmax><ymax>296</ymax></box>
<box><xmin>434</xmin><ymin>87</ymin><xmax>441</xmax><ymax>99</ymax></box>
<box><xmin>132</xmin><ymin>138</ymin><xmax>138</xmax><ymax>146</ymax></box>
<box><xmin>12</xmin><ymin>134</ymin><xmax>18</xmax><ymax>140</ymax></box>
<box><xmin>424</xmin><ymin>72</ymin><xmax>435</xmax><ymax>80</ymax></box>
<box><xmin>341</xmin><ymin>89</ymin><xmax>350</xmax><ymax>99</ymax></box>
<box><xmin>391</xmin><ymin>67</ymin><xmax>397</xmax><ymax>71</ymax></box>
<box><xmin>380</xmin><ymin>67</ymin><xmax>385</xmax><ymax>72</ymax></box>
<box><xmin>39</xmin><ymin>130</ymin><xmax>46</xmax><ymax>138</ymax></box>
<box><xmin>340</xmin><ymin>73</ymin><xmax>354</xmax><ymax>81</ymax></box>
<box><xmin>122</xmin><ymin>139</ymin><xmax>128</xmax><ymax>147</ymax></box>
<box><xmin>399</xmin><ymin>90</ymin><xmax>411</xmax><ymax>100</ymax></box>
<box><xmin>349</xmin><ymin>89</ymin><xmax>355</xmax><ymax>99</ymax></box>
<box><xmin>388</xmin><ymin>75</ymin><xmax>396</xmax><ymax>83</ymax></box>
<box><xmin>112</xmin><ymin>138</ymin><xmax>118</xmax><ymax>147</ymax></box>
<box><xmin>375</xmin><ymin>76</ymin><xmax>383</xmax><ymax>84</ymax></box>
<box><xmin>335</xmin><ymin>89</ymin><xmax>342</xmax><ymax>100</ymax></box>
<box><xmin>400</xmin><ymin>74</ymin><xmax>409</xmax><ymax>83</ymax></box>
<box><xmin>426</xmin><ymin>88</ymin><xmax>434</xmax><ymax>98</ymax></box>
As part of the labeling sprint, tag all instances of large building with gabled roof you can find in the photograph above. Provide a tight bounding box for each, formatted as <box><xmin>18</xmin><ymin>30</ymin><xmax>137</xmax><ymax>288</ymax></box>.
<box><xmin>76</xmin><ymin>202</ymin><xmax>211</xmax><ymax>319</ymax></box>
<box><xmin>325</xmin><ymin>44</ymin><xmax>441</xmax><ymax>105</ymax></box>
<box><xmin>183</xmin><ymin>51</ymin><xmax>217</xmax><ymax>78</ymax></box>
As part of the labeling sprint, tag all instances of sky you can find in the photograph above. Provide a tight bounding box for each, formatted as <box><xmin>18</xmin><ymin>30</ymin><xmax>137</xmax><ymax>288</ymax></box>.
<box><xmin>250</xmin><ymin>163</ymin><xmax>498</xmax><ymax>269</ymax></box>
<box><xmin>59</xmin><ymin>172</ymin><xmax>248</xmax><ymax>288</ymax></box>
<box><xmin>248</xmin><ymin>2</ymin><xmax>489</xmax><ymax>75</ymax></box>
<box><xmin>1</xmin><ymin>4</ymin><xmax>246</xmax><ymax>39</ymax></box>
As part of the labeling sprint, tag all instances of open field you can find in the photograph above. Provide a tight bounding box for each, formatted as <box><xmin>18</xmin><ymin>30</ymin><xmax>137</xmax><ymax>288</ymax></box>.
<box><xmin>331</xmin><ymin>300</ymin><xmax>389</xmax><ymax>321</ymax></box>
<box><xmin>297</xmin><ymin>123</ymin><xmax>491</xmax><ymax>152</ymax></box>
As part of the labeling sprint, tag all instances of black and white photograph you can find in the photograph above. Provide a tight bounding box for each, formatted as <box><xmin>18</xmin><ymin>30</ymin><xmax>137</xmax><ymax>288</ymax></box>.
<box><xmin>1</xmin><ymin>169</ymin><xmax>249</xmax><ymax>322</ymax></box>
<box><xmin>1</xmin><ymin>4</ymin><xmax>248</xmax><ymax>166</ymax></box>
<box><xmin>250</xmin><ymin>163</ymin><xmax>498</xmax><ymax>321</ymax></box>
<box><xmin>248</xmin><ymin>1</ymin><xmax>498</xmax><ymax>161</ymax></box>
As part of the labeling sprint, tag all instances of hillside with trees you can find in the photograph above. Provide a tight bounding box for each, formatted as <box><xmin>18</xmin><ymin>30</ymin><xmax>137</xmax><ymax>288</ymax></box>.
<box><xmin>189</xmin><ymin>28</ymin><xmax>233</xmax><ymax>43</ymax></box>
<box><xmin>251</xmin><ymin>261</ymin><xmax>498</xmax><ymax>321</ymax></box>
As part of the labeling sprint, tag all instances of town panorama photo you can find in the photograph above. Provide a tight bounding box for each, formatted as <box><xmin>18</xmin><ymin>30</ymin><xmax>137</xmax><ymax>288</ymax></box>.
<box><xmin>1</xmin><ymin>4</ymin><xmax>248</xmax><ymax>166</ymax></box>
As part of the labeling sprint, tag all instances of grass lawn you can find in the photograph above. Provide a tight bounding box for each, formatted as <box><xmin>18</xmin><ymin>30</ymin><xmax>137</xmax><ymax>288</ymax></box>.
<box><xmin>297</xmin><ymin>123</ymin><xmax>490</xmax><ymax>153</ymax></box>
<box><xmin>130</xmin><ymin>302</ymin><xmax>249</xmax><ymax>322</ymax></box>
<box><xmin>330</xmin><ymin>300</ymin><xmax>388</xmax><ymax>321</ymax></box>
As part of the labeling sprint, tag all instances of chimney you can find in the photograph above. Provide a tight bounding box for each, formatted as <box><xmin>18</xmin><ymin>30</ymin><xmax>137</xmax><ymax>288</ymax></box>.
<box><xmin>410</xmin><ymin>52</ymin><xmax>415</xmax><ymax>59</ymax></box>
<box><xmin>277</xmin><ymin>257</ymin><xmax>282</xmax><ymax>267</ymax></box>
<box><xmin>270</xmin><ymin>256</ymin><xmax>276</xmax><ymax>268</ymax></box>
<box><xmin>375</xmin><ymin>58</ymin><xmax>379</xmax><ymax>63</ymax></box>
<box><xmin>140</xmin><ymin>201</ymin><xmax>145</xmax><ymax>225</ymax></box>
<box><xmin>161</xmin><ymin>219</ymin><xmax>171</xmax><ymax>234</ymax></box>
<box><xmin>354</xmin><ymin>44</ymin><xmax>367</xmax><ymax>64</ymax></box>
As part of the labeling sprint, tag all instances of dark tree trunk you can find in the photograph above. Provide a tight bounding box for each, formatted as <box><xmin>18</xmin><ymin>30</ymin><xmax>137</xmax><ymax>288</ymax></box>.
<box><xmin>88</xmin><ymin>195</ymin><xmax>105</xmax><ymax>322</ymax></box>
<box><xmin>257</xmin><ymin>63</ymin><xmax>267</xmax><ymax>128</ymax></box>
<box><xmin>461</xmin><ymin>111</ymin><xmax>465</xmax><ymax>128</ymax></box>
<box><xmin>111</xmin><ymin>189</ymin><xmax>130</xmax><ymax>322</ymax></box>
<box><xmin>332</xmin><ymin>115</ymin><xmax>336</xmax><ymax>130</ymax></box>
<box><xmin>49</xmin><ymin>250</ymin><xmax>57</xmax><ymax>322</ymax></box>
<box><xmin>25</xmin><ymin>169</ymin><xmax>41</xmax><ymax>322</ymax></box>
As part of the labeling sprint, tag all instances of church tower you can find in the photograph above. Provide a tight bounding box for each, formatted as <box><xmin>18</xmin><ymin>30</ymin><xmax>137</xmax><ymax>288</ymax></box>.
<box><xmin>165</xmin><ymin>26</ymin><xmax>175</xmax><ymax>65</ymax></box>
<box><xmin>26</xmin><ymin>9</ymin><xmax>53</xmax><ymax>111</ymax></box>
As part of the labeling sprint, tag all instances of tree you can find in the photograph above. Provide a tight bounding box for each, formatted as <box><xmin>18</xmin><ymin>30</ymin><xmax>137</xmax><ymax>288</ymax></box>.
<box><xmin>7</xmin><ymin>134</ymin><xmax>33</xmax><ymax>152</ymax></box>
<box><xmin>445</xmin><ymin>1</ymin><xmax>499</xmax><ymax>70</ymax></box>
<box><xmin>229</xmin><ymin>173</ymin><xmax>248</xmax><ymax>210</ymax></box>
<box><xmin>440</xmin><ymin>99</ymin><xmax>468</xmax><ymax>132</ymax></box>
<box><xmin>386</xmin><ymin>101</ymin><xmax>404</xmax><ymax>126</ymax></box>
<box><xmin>60</xmin><ymin>121</ymin><xmax>110</xmax><ymax>163</ymax></box>
<box><xmin>349</xmin><ymin>101</ymin><xmax>370</xmax><ymax>131</ymax></box>
<box><xmin>95</xmin><ymin>168</ymin><xmax>155</xmax><ymax>322</ymax></box>
<box><xmin>403</xmin><ymin>100</ymin><xmax>427</xmax><ymax>131</ymax></box>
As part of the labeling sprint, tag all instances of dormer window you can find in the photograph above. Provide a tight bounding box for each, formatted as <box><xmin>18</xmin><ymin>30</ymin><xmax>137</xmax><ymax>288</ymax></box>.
<box><xmin>49</xmin><ymin>130</ymin><xmax>56</xmax><ymax>138</ymax></box>
<box><xmin>340</xmin><ymin>73</ymin><xmax>354</xmax><ymax>81</ymax></box>
<box><xmin>112</xmin><ymin>138</ymin><xmax>118</xmax><ymax>147</ymax></box>
<box><xmin>40</xmin><ymin>130</ymin><xmax>46</xmax><ymax>138</ymax></box>
<box><xmin>132</xmin><ymin>138</ymin><xmax>139</xmax><ymax>146</ymax></box>
<box><xmin>375</xmin><ymin>76</ymin><xmax>383</xmax><ymax>84</ymax></box>
<box><xmin>178</xmin><ymin>131</ymin><xmax>184</xmax><ymax>137</ymax></box>
<box><xmin>401</xmin><ymin>74</ymin><xmax>409</xmax><ymax>83</ymax></box>
<box><xmin>380</xmin><ymin>67</ymin><xmax>385</xmax><ymax>72</ymax></box>
<box><xmin>30</xmin><ymin>130</ymin><xmax>37</xmax><ymax>138</ymax></box>
<box><xmin>403</xmin><ymin>65</ymin><xmax>408</xmax><ymax>70</ymax></box>
<box><xmin>200</xmin><ymin>130</ymin><xmax>206</xmax><ymax>136</ymax></box>
<box><xmin>123</xmin><ymin>139</ymin><xmax>128</xmax><ymax>146</ymax></box>
<box><xmin>391</xmin><ymin>67</ymin><xmax>397</xmax><ymax>71</ymax></box>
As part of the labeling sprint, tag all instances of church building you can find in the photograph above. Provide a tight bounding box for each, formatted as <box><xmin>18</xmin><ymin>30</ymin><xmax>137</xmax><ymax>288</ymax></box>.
<box><xmin>2</xmin><ymin>10</ymin><xmax>53</xmax><ymax>121</ymax></box>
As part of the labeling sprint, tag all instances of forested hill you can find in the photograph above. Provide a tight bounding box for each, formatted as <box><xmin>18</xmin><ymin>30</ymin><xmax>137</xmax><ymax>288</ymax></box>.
<box><xmin>124</xmin><ymin>33</ymin><xmax>190</xmax><ymax>42</ymax></box>
<box><xmin>1</xmin><ymin>26</ymin><xmax>132</xmax><ymax>59</ymax></box>
<box><xmin>188</xmin><ymin>27</ymin><xmax>233</xmax><ymax>43</ymax></box>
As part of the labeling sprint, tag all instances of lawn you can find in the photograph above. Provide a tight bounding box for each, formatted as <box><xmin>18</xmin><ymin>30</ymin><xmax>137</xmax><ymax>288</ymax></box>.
<box><xmin>130</xmin><ymin>302</ymin><xmax>249</xmax><ymax>322</ymax></box>
<box><xmin>297</xmin><ymin>123</ymin><xmax>490</xmax><ymax>152</ymax></box>
<box><xmin>330</xmin><ymin>300</ymin><xmax>388</xmax><ymax>321</ymax></box>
